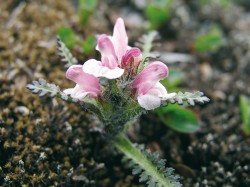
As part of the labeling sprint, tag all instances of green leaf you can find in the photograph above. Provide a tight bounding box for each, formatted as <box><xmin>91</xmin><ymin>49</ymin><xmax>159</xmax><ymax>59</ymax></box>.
<box><xmin>79</xmin><ymin>0</ymin><xmax>97</xmax><ymax>10</ymax></box>
<box><xmin>114</xmin><ymin>134</ymin><xmax>175</xmax><ymax>187</ymax></box>
<box><xmin>145</xmin><ymin>0</ymin><xmax>173</xmax><ymax>29</ymax></box>
<box><xmin>156</xmin><ymin>104</ymin><xmax>199</xmax><ymax>133</ymax></box>
<box><xmin>57</xmin><ymin>27</ymin><xmax>77</xmax><ymax>49</ymax></box>
<box><xmin>239</xmin><ymin>95</ymin><xmax>250</xmax><ymax>134</ymax></box>
<box><xmin>160</xmin><ymin>70</ymin><xmax>185</xmax><ymax>90</ymax></box>
<box><xmin>78</xmin><ymin>0</ymin><xmax>98</xmax><ymax>26</ymax></box>
<box><xmin>194</xmin><ymin>25</ymin><xmax>224</xmax><ymax>53</ymax></box>
<box><xmin>199</xmin><ymin>0</ymin><xmax>231</xmax><ymax>8</ymax></box>
<box><xmin>81</xmin><ymin>35</ymin><xmax>96</xmax><ymax>55</ymax></box>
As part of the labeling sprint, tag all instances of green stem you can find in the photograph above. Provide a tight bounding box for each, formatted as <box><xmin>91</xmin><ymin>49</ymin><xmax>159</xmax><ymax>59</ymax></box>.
<box><xmin>114</xmin><ymin>134</ymin><xmax>173</xmax><ymax>187</ymax></box>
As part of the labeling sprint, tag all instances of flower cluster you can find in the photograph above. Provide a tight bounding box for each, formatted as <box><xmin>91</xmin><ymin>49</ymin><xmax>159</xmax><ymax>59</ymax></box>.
<box><xmin>64</xmin><ymin>18</ymin><xmax>175</xmax><ymax>111</ymax></box>
<box><xmin>27</xmin><ymin>17</ymin><xmax>209</xmax><ymax>136</ymax></box>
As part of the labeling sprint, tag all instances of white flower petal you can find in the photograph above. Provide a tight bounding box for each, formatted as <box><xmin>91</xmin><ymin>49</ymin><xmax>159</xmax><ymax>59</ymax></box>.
<box><xmin>63</xmin><ymin>88</ymin><xmax>74</xmax><ymax>95</ymax></box>
<box><xmin>102</xmin><ymin>68</ymin><xmax>124</xmax><ymax>79</ymax></box>
<box><xmin>151</xmin><ymin>82</ymin><xmax>176</xmax><ymax>100</ymax></box>
<box><xmin>137</xmin><ymin>94</ymin><xmax>161</xmax><ymax>110</ymax></box>
<box><xmin>63</xmin><ymin>85</ymin><xmax>89</xmax><ymax>100</ymax></box>
<box><xmin>83</xmin><ymin>59</ymin><xmax>124</xmax><ymax>79</ymax></box>
<box><xmin>136</xmin><ymin>82</ymin><xmax>176</xmax><ymax>110</ymax></box>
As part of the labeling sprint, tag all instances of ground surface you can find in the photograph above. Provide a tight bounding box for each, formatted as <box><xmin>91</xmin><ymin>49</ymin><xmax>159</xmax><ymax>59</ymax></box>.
<box><xmin>0</xmin><ymin>0</ymin><xmax>249</xmax><ymax>186</ymax></box>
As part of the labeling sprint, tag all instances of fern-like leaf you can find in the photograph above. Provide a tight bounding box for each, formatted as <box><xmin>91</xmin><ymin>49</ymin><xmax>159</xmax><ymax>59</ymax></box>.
<box><xmin>135</xmin><ymin>31</ymin><xmax>159</xmax><ymax>55</ymax></box>
<box><xmin>135</xmin><ymin>145</ymin><xmax>182</xmax><ymax>187</ymax></box>
<box><xmin>27</xmin><ymin>79</ymin><xmax>103</xmax><ymax>119</ymax></box>
<box><xmin>136</xmin><ymin>31</ymin><xmax>160</xmax><ymax>72</ymax></box>
<box><xmin>26</xmin><ymin>78</ymin><xmax>77</xmax><ymax>102</ymax></box>
<box><xmin>57</xmin><ymin>37</ymin><xmax>78</xmax><ymax>67</ymax></box>
<box><xmin>132</xmin><ymin>166</ymin><xmax>143</xmax><ymax>175</ymax></box>
<box><xmin>115</xmin><ymin>135</ymin><xmax>182</xmax><ymax>187</ymax></box>
<box><xmin>168</xmin><ymin>91</ymin><xmax>210</xmax><ymax>106</ymax></box>
<box><xmin>147</xmin><ymin>179</ymin><xmax>157</xmax><ymax>187</ymax></box>
<box><xmin>139</xmin><ymin>171</ymin><xmax>150</xmax><ymax>183</ymax></box>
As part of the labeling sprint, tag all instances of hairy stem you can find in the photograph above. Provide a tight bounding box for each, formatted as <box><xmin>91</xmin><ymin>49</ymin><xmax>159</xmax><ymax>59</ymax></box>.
<box><xmin>114</xmin><ymin>134</ymin><xmax>173</xmax><ymax>187</ymax></box>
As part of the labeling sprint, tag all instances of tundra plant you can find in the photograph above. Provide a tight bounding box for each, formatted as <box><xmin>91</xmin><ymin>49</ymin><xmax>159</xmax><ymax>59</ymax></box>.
<box><xmin>27</xmin><ymin>18</ymin><xmax>209</xmax><ymax>187</ymax></box>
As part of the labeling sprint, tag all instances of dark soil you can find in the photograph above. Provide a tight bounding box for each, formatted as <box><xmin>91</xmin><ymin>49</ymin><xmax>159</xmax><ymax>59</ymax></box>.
<box><xmin>0</xmin><ymin>0</ymin><xmax>249</xmax><ymax>187</ymax></box>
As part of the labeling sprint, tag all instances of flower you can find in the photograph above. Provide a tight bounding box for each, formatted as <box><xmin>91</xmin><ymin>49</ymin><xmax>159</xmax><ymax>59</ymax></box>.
<box><xmin>64</xmin><ymin>65</ymin><xmax>101</xmax><ymax>99</ymax></box>
<box><xmin>64</xmin><ymin>18</ymin><xmax>175</xmax><ymax>110</ymax></box>
<box><xmin>83</xmin><ymin>18</ymin><xmax>129</xmax><ymax>79</ymax></box>
<box><xmin>132</xmin><ymin>61</ymin><xmax>176</xmax><ymax>110</ymax></box>
<box><xmin>121</xmin><ymin>47</ymin><xmax>143</xmax><ymax>79</ymax></box>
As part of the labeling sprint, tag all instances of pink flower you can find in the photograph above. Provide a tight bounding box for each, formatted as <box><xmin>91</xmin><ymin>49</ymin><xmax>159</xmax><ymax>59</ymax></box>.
<box><xmin>83</xmin><ymin>18</ymin><xmax>129</xmax><ymax>79</ymax></box>
<box><xmin>121</xmin><ymin>47</ymin><xmax>142</xmax><ymax>78</ymax></box>
<box><xmin>64</xmin><ymin>65</ymin><xmax>101</xmax><ymax>99</ymax></box>
<box><xmin>132</xmin><ymin>61</ymin><xmax>176</xmax><ymax>110</ymax></box>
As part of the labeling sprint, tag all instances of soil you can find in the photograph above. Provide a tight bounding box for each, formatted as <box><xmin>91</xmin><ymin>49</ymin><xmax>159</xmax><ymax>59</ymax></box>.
<box><xmin>0</xmin><ymin>0</ymin><xmax>249</xmax><ymax>187</ymax></box>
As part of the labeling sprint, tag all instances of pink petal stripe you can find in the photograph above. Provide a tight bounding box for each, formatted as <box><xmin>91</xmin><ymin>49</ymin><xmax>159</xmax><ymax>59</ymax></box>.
<box><xmin>121</xmin><ymin>47</ymin><xmax>142</xmax><ymax>68</ymax></box>
<box><xmin>97</xmin><ymin>34</ymin><xmax>116</xmax><ymax>58</ymax></box>
<box><xmin>132</xmin><ymin>61</ymin><xmax>169</xmax><ymax>95</ymax></box>
<box><xmin>66</xmin><ymin>65</ymin><xmax>100</xmax><ymax>95</ymax></box>
<box><xmin>113</xmin><ymin>18</ymin><xmax>128</xmax><ymax>61</ymax></box>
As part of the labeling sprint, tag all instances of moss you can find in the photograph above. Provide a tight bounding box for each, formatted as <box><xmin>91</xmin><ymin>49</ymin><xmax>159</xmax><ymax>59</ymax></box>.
<box><xmin>0</xmin><ymin>1</ymin><xmax>106</xmax><ymax>186</ymax></box>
